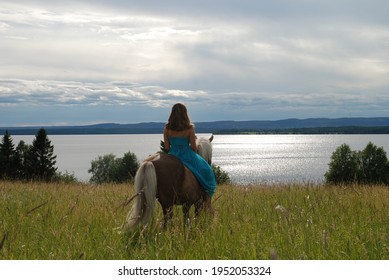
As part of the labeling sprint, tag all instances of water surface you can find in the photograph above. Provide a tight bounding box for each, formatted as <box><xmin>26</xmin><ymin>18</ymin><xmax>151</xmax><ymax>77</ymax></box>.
<box><xmin>13</xmin><ymin>134</ymin><xmax>389</xmax><ymax>184</ymax></box>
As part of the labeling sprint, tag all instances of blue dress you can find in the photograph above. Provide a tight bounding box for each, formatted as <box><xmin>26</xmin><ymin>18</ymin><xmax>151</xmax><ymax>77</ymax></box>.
<box><xmin>168</xmin><ymin>137</ymin><xmax>216</xmax><ymax>197</ymax></box>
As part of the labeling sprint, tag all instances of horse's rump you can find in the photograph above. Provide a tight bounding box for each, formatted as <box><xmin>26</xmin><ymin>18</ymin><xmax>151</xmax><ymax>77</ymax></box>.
<box><xmin>152</xmin><ymin>153</ymin><xmax>204</xmax><ymax>207</ymax></box>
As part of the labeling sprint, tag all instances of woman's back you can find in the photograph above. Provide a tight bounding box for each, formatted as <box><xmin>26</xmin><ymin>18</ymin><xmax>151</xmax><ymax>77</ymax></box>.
<box><xmin>164</xmin><ymin>126</ymin><xmax>196</xmax><ymax>152</ymax></box>
<box><xmin>163</xmin><ymin>103</ymin><xmax>216</xmax><ymax>198</ymax></box>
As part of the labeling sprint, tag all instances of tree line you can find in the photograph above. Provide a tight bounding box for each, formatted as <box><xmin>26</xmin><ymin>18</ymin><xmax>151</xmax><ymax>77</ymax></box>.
<box><xmin>0</xmin><ymin>129</ymin><xmax>57</xmax><ymax>181</ymax></box>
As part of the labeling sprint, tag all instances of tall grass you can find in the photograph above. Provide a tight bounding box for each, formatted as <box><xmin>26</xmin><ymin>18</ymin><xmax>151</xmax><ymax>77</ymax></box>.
<box><xmin>0</xmin><ymin>181</ymin><xmax>388</xmax><ymax>260</ymax></box>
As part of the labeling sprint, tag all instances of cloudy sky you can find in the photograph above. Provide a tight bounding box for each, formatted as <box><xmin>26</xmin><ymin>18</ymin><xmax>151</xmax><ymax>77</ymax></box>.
<box><xmin>1</xmin><ymin>0</ymin><xmax>389</xmax><ymax>126</ymax></box>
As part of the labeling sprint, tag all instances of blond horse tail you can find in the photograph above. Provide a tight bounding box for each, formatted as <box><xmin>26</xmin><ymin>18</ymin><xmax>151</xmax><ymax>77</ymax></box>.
<box><xmin>126</xmin><ymin>157</ymin><xmax>157</xmax><ymax>230</ymax></box>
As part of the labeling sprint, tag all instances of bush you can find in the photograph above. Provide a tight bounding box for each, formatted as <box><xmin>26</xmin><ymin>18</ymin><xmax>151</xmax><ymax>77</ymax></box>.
<box><xmin>53</xmin><ymin>171</ymin><xmax>80</xmax><ymax>184</ymax></box>
<box><xmin>88</xmin><ymin>152</ymin><xmax>139</xmax><ymax>184</ymax></box>
<box><xmin>212</xmin><ymin>164</ymin><xmax>231</xmax><ymax>185</ymax></box>
<box><xmin>325</xmin><ymin>142</ymin><xmax>389</xmax><ymax>185</ymax></box>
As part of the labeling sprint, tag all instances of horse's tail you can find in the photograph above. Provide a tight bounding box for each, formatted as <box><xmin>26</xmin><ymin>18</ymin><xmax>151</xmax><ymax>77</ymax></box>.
<box><xmin>126</xmin><ymin>159</ymin><xmax>157</xmax><ymax>230</ymax></box>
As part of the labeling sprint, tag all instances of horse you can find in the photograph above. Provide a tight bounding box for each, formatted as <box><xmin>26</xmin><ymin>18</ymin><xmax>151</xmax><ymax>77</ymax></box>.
<box><xmin>126</xmin><ymin>135</ymin><xmax>214</xmax><ymax>230</ymax></box>
<box><xmin>196</xmin><ymin>135</ymin><xmax>213</xmax><ymax>164</ymax></box>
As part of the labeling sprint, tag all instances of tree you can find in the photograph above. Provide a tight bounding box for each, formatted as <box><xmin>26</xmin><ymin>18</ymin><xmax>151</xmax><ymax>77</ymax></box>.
<box><xmin>29</xmin><ymin>128</ymin><xmax>57</xmax><ymax>181</ymax></box>
<box><xmin>0</xmin><ymin>131</ymin><xmax>17</xmax><ymax>179</ymax></box>
<box><xmin>89</xmin><ymin>154</ymin><xmax>117</xmax><ymax>184</ymax></box>
<box><xmin>14</xmin><ymin>140</ymin><xmax>33</xmax><ymax>180</ymax></box>
<box><xmin>325</xmin><ymin>142</ymin><xmax>389</xmax><ymax>186</ymax></box>
<box><xmin>88</xmin><ymin>151</ymin><xmax>139</xmax><ymax>184</ymax></box>
<box><xmin>325</xmin><ymin>143</ymin><xmax>358</xmax><ymax>184</ymax></box>
<box><xmin>357</xmin><ymin>142</ymin><xmax>389</xmax><ymax>184</ymax></box>
<box><xmin>113</xmin><ymin>151</ymin><xmax>139</xmax><ymax>182</ymax></box>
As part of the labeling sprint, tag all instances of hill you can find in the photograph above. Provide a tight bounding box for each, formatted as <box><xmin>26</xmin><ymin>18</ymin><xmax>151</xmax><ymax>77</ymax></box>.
<box><xmin>1</xmin><ymin>117</ymin><xmax>389</xmax><ymax>135</ymax></box>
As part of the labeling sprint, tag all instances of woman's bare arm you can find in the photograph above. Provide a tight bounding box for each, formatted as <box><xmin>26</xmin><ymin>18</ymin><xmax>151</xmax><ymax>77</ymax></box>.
<box><xmin>163</xmin><ymin>127</ymin><xmax>170</xmax><ymax>152</ymax></box>
<box><xmin>189</xmin><ymin>126</ymin><xmax>197</xmax><ymax>151</ymax></box>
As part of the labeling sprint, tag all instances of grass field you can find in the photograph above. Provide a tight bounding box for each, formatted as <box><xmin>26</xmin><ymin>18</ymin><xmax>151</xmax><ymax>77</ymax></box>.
<box><xmin>0</xmin><ymin>181</ymin><xmax>388</xmax><ymax>260</ymax></box>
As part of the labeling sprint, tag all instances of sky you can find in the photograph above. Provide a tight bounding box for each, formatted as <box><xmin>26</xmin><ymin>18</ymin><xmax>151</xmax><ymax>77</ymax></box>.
<box><xmin>1</xmin><ymin>0</ymin><xmax>389</xmax><ymax>126</ymax></box>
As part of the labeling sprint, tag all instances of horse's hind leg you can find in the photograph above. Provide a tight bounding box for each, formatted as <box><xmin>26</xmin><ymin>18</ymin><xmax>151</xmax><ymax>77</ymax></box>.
<box><xmin>182</xmin><ymin>203</ymin><xmax>190</xmax><ymax>227</ymax></box>
<box><xmin>204</xmin><ymin>195</ymin><xmax>212</xmax><ymax>212</ymax></box>
<box><xmin>194</xmin><ymin>200</ymin><xmax>203</xmax><ymax>217</ymax></box>
<box><xmin>195</xmin><ymin>196</ymin><xmax>213</xmax><ymax>218</ymax></box>
<box><xmin>162</xmin><ymin>206</ymin><xmax>173</xmax><ymax>228</ymax></box>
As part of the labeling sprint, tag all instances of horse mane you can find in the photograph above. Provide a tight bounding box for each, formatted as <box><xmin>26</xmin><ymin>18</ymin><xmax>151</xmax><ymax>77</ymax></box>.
<box><xmin>196</xmin><ymin>137</ymin><xmax>213</xmax><ymax>164</ymax></box>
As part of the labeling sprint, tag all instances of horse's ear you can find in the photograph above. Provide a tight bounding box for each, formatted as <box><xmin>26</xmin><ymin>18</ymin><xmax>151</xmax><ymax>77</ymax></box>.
<box><xmin>209</xmin><ymin>135</ymin><xmax>214</xmax><ymax>142</ymax></box>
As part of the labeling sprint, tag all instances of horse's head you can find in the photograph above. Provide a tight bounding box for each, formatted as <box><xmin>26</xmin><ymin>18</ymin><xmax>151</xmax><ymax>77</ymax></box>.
<box><xmin>196</xmin><ymin>135</ymin><xmax>213</xmax><ymax>165</ymax></box>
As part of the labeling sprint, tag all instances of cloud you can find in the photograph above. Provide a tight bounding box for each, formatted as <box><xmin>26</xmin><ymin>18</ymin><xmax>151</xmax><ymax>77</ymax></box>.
<box><xmin>2</xmin><ymin>2</ymin><xmax>389</xmax><ymax>89</ymax></box>
<box><xmin>1</xmin><ymin>1</ymin><xmax>389</xmax><ymax>125</ymax></box>
<box><xmin>0</xmin><ymin>79</ymin><xmax>208</xmax><ymax>107</ymax></box>
<box><xmin>0</xmin><ymin>3</ymin><xmax>208</xmax><ymax>84</ymax></box>
<box><xmin>1</xmin><ymin>78</ymin><xmax>389</xmax><ymax>126</ymax></box>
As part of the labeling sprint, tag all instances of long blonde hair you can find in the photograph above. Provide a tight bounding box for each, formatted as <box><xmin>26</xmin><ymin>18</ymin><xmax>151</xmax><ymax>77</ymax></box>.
<box><xmin>165</xmin><ymin>103</ymin><xmax>192</xmax><ymax>131</ymax></box>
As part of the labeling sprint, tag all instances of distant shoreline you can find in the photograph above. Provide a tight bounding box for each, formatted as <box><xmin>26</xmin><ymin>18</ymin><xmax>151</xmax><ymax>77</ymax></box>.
<box><xmin>216</xmin><ymin>126</ymin><xmax>389</xmax><ymax>135</ymax></box>
<box><xmin>2</xmin><ymin>126</ymin><xmax>389</xmax><ymax>135</ymax></box>
<box><xmin>2</xmin><ymin>117</ymin><xmax>389</xmax><ymax>135</ymax></box>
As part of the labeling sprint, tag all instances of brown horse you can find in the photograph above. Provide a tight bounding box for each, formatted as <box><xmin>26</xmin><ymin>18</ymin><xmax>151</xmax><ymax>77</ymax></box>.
<box><xmin>126</xmin><ymin>136</ymin><xmax>214</xmax><ymax>230</ymax></box>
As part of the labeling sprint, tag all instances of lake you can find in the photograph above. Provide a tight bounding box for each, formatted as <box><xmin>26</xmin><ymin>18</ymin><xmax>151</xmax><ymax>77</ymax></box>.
<box><xmin>13</xmin><ymin>134</ymin><xmax>389</xmax><ymax>184</ymax></box>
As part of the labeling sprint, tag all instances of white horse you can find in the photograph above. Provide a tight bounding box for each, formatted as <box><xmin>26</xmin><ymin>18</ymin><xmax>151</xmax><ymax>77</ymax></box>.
<box><xmin>196</xmin><ymin>135</ymin><xmax>213</xmax><ymax>164</ymax></box>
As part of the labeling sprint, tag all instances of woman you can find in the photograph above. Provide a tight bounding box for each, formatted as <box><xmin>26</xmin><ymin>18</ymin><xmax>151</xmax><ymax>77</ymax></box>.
<box><xmin>163</xmin><ymin>103</ymin><xmax>216</xmax><ymax>208</ymax></box>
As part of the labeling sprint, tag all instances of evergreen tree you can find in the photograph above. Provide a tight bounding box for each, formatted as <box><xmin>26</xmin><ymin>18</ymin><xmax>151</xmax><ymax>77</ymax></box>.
<box><xmin>15</xmin><ymin>140</ymin><xmax>33</xmax><ymax>180</ymax></box>
<box><xmin>0</xmin><ymin>131</ymin><xmax>17</xmax><ymax>179</ymax></box>
<box><xmin>29</xmin><ymin>128</ymin><xmax>57</xmax><ymax>181</ymax></box>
